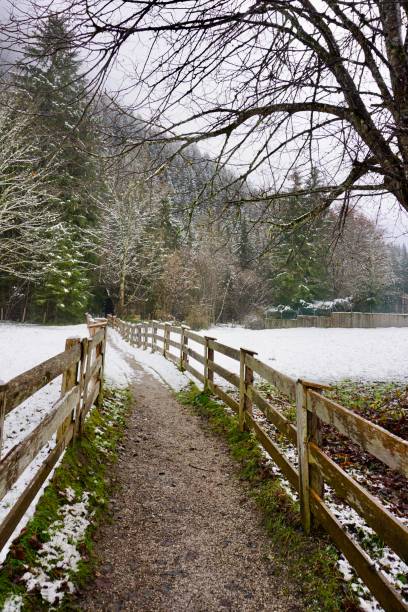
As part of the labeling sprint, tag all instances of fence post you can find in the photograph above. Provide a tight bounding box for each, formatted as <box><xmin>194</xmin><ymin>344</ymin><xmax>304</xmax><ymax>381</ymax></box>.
<box><xmin>57</xmin><ymin>337</ymin><xmax>80</xmax><ymax>446</ymax></box>
<box><xmin>296</xmin><ymin>380</ymin><xmax>311</xmax><ymax>534</ymax></box>
<box><xmin>0</xmin><ymin>389</ymin><xmax>6</xmax><ymax>459</ymax></box>
<box><xmin>152</xmin><ymin>321</ymin><xmax>158</xmax><ymax>353</ymax></box>
<box><xmin>163</xmin><ymin>323</ymin><xmax>170</xmax><ymax>358</ymax></box>
<box><xmin>204</xmin><ymin>336</ymin><xmax>216</xmax><ymax>391</ymax></box>
<box><xmin>97</xmin><ymin>324</ymin><xmax>107</xmax><ymax>407</ymax></box>
<box><xmin>296</xmin><ymin>380</ymin><xmax>324</xmax><ymax>534</ymax></box>
<box><xmin>77</xmin><ymin>337</ymin><xmax>88</xmax><ymax>435</ymax></box>
<box><xmin>179</xmin><ymin>325</ymin><xmax>189</xmax><ymax>370</ymax></box>
<box><xmin>143</xmin><ymin>322</ymin><xmax>148</xmax><ymax>350</ymax></box>
<box><xmin>239</xmin><ymin>348</ymin><xmax>256</xmax><ymax>432</ymax></box>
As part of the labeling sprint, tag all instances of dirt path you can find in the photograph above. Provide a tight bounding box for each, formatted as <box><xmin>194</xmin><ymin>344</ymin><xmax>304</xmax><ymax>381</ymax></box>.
<box><xmin>79</xmin><ymin>351</ymin><xmax>302</xmax><ymax>611</ymax></box>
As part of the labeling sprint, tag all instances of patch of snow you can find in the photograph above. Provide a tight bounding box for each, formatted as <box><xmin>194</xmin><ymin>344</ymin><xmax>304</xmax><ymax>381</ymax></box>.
<box><xmin>104</xmin><ymin>333</ymin><xmax>138</xmax><ymax>387</ymax></box>
<box><xmin>1</xmin><ymin>594</ymin><xmax>23</xmax><ymax>611</ymax></box>
<box><xmin>21</xmin><ymin>492</ymin><xmax>91</xmax><ymax>605</ymax></box>
<box><xmin>63</xmin><ymin>487</ymin><xmax>76</xmax><ymax>503</ymax></box>
<box><xmin>107</xmin><ymin>329</ymin><xmax>190</xmax><ymax>392</ymax></box>
<box><xmin>0</xmin><ymin>441</ymin><xmax>62</xmax><ymax>565</ymax></box>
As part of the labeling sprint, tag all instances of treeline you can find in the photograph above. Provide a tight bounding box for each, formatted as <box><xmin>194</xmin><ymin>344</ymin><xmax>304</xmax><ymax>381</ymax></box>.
<box><xmin>0</xmin><ymin>15</ymin><xmax>405</xmax><ymax>327</ymax></box>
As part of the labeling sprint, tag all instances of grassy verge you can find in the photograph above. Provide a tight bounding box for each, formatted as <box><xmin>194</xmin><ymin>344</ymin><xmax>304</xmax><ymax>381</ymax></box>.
<box><xmin>0</xmin><ymin>386</ymin><xmax>131</xmax><ymax>611</ymax></box>
<box><xmin>178</xmin><ymin>383</ymin><xmax>359</xmax><ymax>612</ymax></box>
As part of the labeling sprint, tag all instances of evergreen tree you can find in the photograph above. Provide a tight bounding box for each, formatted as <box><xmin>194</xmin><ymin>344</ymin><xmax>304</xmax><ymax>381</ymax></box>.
<box><xmin>15</xmin><ymin>14</ymin><xmax>100</xmax><ymax>227</ymax></box>
<box><xmin>265</xmin><ymin>171</ymin><xmax>331</xmax><ymax>306</ymax></box>
<box><xmin>8</xmin><ymin>14</ymin><xmax>103</xmax><ymax>321</ymax></box>
<box><xmin>33</xmin><ymin>225</ymin><xmax>91</xmax><ymax>322</ymax></box>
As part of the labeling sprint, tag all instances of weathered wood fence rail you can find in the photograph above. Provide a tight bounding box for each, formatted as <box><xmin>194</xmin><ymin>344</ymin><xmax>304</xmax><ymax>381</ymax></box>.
<box><xmin>0</xmin><ymin>317</ymin><xmax>107</xmax><ymax>553</ymax></box>
<box><xmin>110</xmin><ymin>316</ymin><xmax>408</xmax><ymax>612</ymax></box>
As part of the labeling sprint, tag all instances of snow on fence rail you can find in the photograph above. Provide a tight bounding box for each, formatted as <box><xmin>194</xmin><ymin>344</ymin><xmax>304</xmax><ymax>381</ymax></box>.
<box><xmin>0</xmin><ymin>318</ymin><xmax>107</xmax><ymax>553</ymax></box>
<box><xmin>110</xmin><ymin>315</ymin><xmax>408</xmax><ymax>612</ymax></box>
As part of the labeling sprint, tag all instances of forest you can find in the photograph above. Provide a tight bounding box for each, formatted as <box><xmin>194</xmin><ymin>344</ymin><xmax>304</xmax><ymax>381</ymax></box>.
<box><xmin>0</xmin><ymin>14</ymin><xmax>407</xmax><ymax>329</ymax></box>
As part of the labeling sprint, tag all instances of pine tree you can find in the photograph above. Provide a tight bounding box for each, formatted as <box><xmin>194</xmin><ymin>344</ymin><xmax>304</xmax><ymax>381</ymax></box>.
<box><xmin>9</xmin><ymin>14</ymin><xmax>102</xmax><ymax>321</ymax></box>
<box><xmin>15</xmin><ymin>14</ymin><xmax>100</xmax><ymax>227</ymax></box>
<box><xmin>33</xmin><ymin>225</ymin><xmax>91</xmax><ymax>322</ymax></box>
<box><xmin>266</xmin><ymin>170</ymin><xmax>331</xmax><ymax>306</ymax></box>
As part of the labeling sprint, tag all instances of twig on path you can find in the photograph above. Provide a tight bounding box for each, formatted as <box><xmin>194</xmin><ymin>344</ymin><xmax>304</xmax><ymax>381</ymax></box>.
<box><xmin>188</xmin><ymin>463</ymin><xmax>215</xmax><ymax>472</ymax></box>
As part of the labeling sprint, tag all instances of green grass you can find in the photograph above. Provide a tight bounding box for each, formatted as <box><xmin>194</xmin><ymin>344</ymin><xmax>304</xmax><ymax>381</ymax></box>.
<box><xmin>0</xmin><ymin>386</ymin><xmax>131</xmax><ymax>611</ymax></box>
<box><xmin>328</xmin><ymin>380</ymin><xmax>406</xmax><ymax>419</ymax></box>
<box><xmin>178</xmin><ymin>383</ymin><xmax>359</xmax><ymax>612</ymax></box>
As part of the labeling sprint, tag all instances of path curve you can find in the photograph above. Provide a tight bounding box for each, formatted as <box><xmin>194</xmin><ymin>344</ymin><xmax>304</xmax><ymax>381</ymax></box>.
<box><xmin>79</xmin><ymin>350</ymin><xmax>302</xmax><ymax>611</ymax></box>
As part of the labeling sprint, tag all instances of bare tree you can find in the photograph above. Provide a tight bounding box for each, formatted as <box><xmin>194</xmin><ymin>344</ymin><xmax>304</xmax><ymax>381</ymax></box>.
<box><xmin>327</xmin><ymin>211</ymin><xmax>394</xmax><ymax>307</ymax></box>
<box><xmin>98</xmin><ymin>154</ymin><xmax>171</xmax><ymax>314</ymax></box>
<box><xmin>6</xmin><ymin>1</ymin><xmax>408</xmax><ymax>224</ymax></box>
<box><xmin>0</xmin><ymin>101</ymin><xmax>59</xmax><ymax>280</ymax></box>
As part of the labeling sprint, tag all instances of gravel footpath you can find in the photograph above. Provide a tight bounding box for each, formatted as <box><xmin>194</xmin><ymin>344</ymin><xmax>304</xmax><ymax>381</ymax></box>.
<box><xmin>79</xmin><ymin>358</ymin><xmax>303</xmax><ymax>611</ymax></box>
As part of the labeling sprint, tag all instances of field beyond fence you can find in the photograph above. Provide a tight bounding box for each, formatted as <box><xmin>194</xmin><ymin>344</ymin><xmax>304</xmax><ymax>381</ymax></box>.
<box><xmin>110</xmin><ymin>316</ymin><xmax>408</xmax><ymax>612</ymax></box>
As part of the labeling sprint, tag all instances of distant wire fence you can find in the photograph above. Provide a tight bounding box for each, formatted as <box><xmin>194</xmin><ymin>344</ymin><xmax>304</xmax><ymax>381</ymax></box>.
<box><xmin>109</xmin><ymin>315</ymin><xmax>408</xmax><ymax>612</ymax></box>
<box><xmin>0</xmin><ymin>316</ymin><xmax>107</xmax><ymax>555</ymax></box>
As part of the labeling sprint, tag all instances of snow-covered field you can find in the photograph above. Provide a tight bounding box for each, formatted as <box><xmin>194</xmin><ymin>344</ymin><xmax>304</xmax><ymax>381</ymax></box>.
<box><xmin>196</xmin><ymin>325</ymin><xmax>408</xmax><ymax>383</ymax></box>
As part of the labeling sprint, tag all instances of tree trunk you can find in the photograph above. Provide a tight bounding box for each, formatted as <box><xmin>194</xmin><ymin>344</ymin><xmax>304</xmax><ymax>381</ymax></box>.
<box><xmin>119</xmin><ymin>267</ymin><xmax>126</xmax><ymax>315</ymax></box>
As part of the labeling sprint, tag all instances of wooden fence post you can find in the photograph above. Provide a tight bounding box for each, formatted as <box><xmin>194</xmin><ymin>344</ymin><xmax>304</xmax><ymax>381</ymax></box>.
<box><xmin>97</xmin><ymin>325</ymin><xmax>107</xmax><ymax>407</ymax></box>
<box><xmin>239</xmin><ymin>348</ymin><xmax>256</xmax><ymax>432</ymax></box>
<box><xmin>296</xmin><ymin>380</ymin><xmax>324</xmax><ymax>534</ymax></box>
<box><xmin>306</xmin><ymin>384</ymin><xmax>324</xmax><ymax>502</ymax></box>
<box><xmin>143</xmin><ymin>323</ymin><xmax>148</xmax><ymax>350</ymax></box>
<box><xmin>77</xmin><ymin>337</ymin><xmax>88</xmax><ymax>435</ymax></box>
<box><xmin>179</xmin><ymin>325</ymin><xmax>189</xmax><ymax>370</ymax></box>
<box><xmin>0</xmin><ymin>390</ymin><xmax>6</xmax><ymax>459</ymax></box>
<box><xmin>163</xmin><ymin>323</ymin><xmax>170</xmax><ymax>357</ymax></box>
<box><xmin>152</xmin><ymin>321</ymin><xmax>158</xmax><ymax>353</ymax></box>
<box><xmin>296</xmin><ymin>380</ymin><xmax>311</xmax><ymax>534</ymax></box>
<box><xmin>204</xmin><ymin>336</ymin><xmax>216</xmax><ymax>391</ymax></box>
<box><xmin>57</xmin><ymin>337</ymin><xmax>79</xmax><ymax>446</ymax></box>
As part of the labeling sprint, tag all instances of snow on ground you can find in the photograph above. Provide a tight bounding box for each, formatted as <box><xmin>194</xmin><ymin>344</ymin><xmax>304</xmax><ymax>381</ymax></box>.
<box><xmin>21</xmin><ymin>490</ymin><xmax>91</xmax><ymax>605</ymax></box>
<box><xmin>108</xmin><ymin>328</ymin><xmax>190</xmax><ymax>391</ymax></box>
<box><xmin>104</xmin><ymin>330</ymin><xmax>139</xmax><ymax>387</ymax></box>
<box><xmin>0</xmin><ymin>322</ymin><xmax>88</xmax><ymax>385</ymax></box>
<box><xmin>2</xmin><ymin>595</ymin><xmax>23</xmax><ymax>612</ymax></box>
<box><xmin>196</xmin><ymin>325</ymin><xmax>408</xmax><ymax>383</ymax></box>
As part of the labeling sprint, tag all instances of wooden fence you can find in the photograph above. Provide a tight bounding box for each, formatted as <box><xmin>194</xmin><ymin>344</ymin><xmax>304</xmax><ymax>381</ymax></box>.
<box><xmin>110</xmin><ymin>316</ymin><xmax>408</xmax><ymax>612</ymax></box>
<box><xmin>0</xmin><ymin>318</ymin><xmax>107</xmax><ymax>554</ymax></box>
<box><xmin>265</xmin><ymin>312</ymin><xmax>408</xmax><ymax>329</ymax></box>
